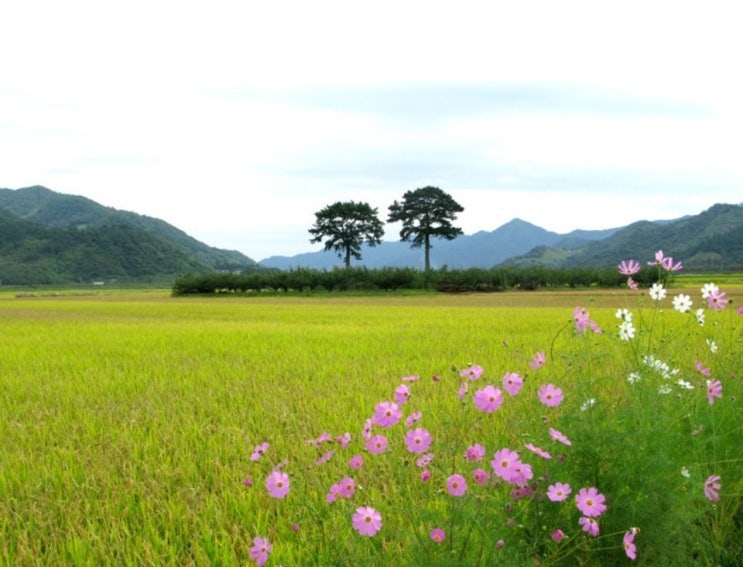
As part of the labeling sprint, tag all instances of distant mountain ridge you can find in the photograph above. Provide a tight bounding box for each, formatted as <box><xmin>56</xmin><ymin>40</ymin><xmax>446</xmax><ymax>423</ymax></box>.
<box><xmin>508</xmin><ymin>203</ymin><xmax>743</xmax><ymax>270</ymax></box>
<box><xmin>260</xmin><ymin>219</ymin><xmax>623</xmax><ymax>270</ymax></box>
<box><xmin>261</xmin><ymin>204</ymin><xmax>743</xmax><ymax>270</ymax></box>
<box><xmin>0</xmin><ymin>185</ymin><xmax>257</xmax><ymax>284</ymax></box>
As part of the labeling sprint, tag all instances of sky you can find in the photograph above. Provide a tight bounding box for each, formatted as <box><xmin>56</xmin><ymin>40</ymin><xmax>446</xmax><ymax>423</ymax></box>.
<box><xmin>1</xmin><ymin>1</ymin><xmax>742</xmax><ymax>261</ymax></box>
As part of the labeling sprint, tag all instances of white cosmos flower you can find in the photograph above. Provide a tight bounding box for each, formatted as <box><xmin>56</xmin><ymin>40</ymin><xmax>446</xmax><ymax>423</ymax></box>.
<box><xmin>580</xmin><ymin>398</ymin><xmax>596</xmax><ymax>411</ymax></box>
<box><xmin>672</xmin><ymin>294</ymin><xmax>692</xmax><ymax>313</ymax></box>
<box><xmin>649</xmin><ymin>283</ymin><xmax>666</xmax><ymax>301</ymax></box>
<box><xmin>618</xmin><ymin>321</ymin><xmax>636</xmax><ymax>341</ymax></box>
<box><xmin>695</xmin><ymin>308</ymin><xmax>706</xmax><ymax>326</ymax></box>
<box><xmin>615</xmin><ymin>308</ymin><xmax>632</xmax><ymax>321</ymax></box>
<box><xmin>701</xmin><ymin>283</ymin><xmax>719</xmax><ymax>299</ymax></box>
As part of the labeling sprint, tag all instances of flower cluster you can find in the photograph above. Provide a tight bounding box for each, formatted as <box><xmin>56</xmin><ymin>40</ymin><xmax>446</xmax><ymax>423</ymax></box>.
<box><xmin>239</xmin><ymin>250</ymin><xmax>737</xmax><ymax>565</ymax></box>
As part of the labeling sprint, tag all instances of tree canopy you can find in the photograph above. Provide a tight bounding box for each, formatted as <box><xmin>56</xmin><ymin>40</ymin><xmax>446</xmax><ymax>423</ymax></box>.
<box><xmin>308</xmin><ymin>201</ymin><xmax>385</xmax><ymax>267</ymax></box>
<box><xmin>387</xmin><ymin>186</ymin><xmax>464</xmax><ymax>270</ymax></box>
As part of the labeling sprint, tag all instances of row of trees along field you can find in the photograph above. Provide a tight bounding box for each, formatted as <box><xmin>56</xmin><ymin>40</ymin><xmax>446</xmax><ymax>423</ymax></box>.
<box><xmin>309</xmin><ymin>186</ymin><xmax>463</xmax><ymax>270</ymax></box>
<box><xmin>171</xmin><ymin>265</ymin><xmax>662</xmax><ymax>295</ymax></box>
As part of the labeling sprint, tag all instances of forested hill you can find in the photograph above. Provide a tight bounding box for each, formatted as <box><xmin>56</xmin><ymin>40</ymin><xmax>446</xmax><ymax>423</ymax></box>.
<box><xmin>503</xmin><ymin>203</ymin><xmax>743</xmax><ymax>270</ymax></box>
<box><xmin>0</xmin><ymin>186</ymin><xmax>257</xmax><ymax>284</ymax></box>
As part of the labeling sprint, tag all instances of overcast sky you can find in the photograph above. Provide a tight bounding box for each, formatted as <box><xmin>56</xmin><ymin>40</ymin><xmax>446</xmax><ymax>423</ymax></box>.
<box><xmin>2</xmin><ymin>1</ymin><xmax>741</xmax><ymax>261</ymax></box>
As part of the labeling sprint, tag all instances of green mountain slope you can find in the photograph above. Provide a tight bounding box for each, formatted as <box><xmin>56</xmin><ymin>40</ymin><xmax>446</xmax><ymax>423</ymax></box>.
<box><xmin>504</xmin><ymin>204</ymin><xmax>743</xmax><ymax>269</ymax></box>
<box><xmin>0</xmin><ymin>186</ymin><xmax>256</xmax><ymax>272</ymax></box>
<box><xmin>0</xmin><ymin>186</ymin><xmax>257</xmax><ymax>285</ymax></box>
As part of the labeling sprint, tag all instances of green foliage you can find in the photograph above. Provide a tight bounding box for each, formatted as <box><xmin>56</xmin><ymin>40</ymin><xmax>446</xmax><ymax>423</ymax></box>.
<box><xmin>388</xmin><ymin>186</ymin><xmax>465</xmax><ymax>270</ymax></box>
<box><xmin>172</xmin><ymin>266</ymin><xmax>626</xmax><ymax>295</ymax></box>
<box><xmin>308</xmin><ymin>201</ymin><xmax>385</xmax><ymax>267</ymax></box>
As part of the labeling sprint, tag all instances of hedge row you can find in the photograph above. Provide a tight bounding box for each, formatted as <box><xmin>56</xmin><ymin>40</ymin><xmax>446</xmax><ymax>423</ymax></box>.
<box><xmin>171</xmin><ymin>266</ymin><xmax>662</xmax><ymax>295</ymax></box>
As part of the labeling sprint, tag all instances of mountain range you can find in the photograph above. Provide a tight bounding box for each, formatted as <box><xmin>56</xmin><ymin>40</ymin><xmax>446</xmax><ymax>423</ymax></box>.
<box><xmin>260</xmin><ymin>203</ymin><xmax>743</xmax><ymax>271</ymax></box>
<box><xmin>0</xmin><ymin>185</ymin><xmax>741</xmax><ymax>285</ymax></box>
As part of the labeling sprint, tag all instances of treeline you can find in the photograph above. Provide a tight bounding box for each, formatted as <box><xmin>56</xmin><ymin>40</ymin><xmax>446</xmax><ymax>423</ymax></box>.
<box><xmin>171</xmin><ymin>266</ymin><xmax>662</xmax><ymax>295</ymax></box>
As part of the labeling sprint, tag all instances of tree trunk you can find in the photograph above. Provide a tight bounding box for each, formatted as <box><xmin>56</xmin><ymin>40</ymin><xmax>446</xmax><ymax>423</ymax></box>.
<box><xmin>424</xmin><ymin>234</ymin><xmax>431</xmax><ymax>271</ymax></box>
<box><xmin>345</xmin><ymin>247</ymin><xmax>351</xmax><ymax>268</ymax></box>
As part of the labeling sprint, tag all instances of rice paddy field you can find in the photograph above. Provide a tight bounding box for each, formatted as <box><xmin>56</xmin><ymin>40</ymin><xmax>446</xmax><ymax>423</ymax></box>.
<box><xmin>1</xmin><ymin>283</ymin><xmax>742</xmax><ymax>566</ymax></box>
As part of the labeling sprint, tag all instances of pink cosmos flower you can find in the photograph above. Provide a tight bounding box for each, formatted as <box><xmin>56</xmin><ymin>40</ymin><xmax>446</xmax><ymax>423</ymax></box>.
<box><xmin>503</xmin><ymin>372</ymin><xmax>524</xmax><ymax>396</ymax></box>
<box><xmin>416</xmin><ymin>453</ymin><xmax>434</xmax><ymax>467</ymax></box>
<box><xmin>402</xmin><ymin>374</ymin><xmax>420</xmax><ymax>382</ymax></box>
<box><xmin>661</xmin><ymin>256</ymin><xmax>683</xmax><ymax>271</ymax></box>
<box><xmin>525</xmin><ymin>443</ymin><xmax>551</xmax><ymax>459</ymax></box>
<box><xmin>695</xmin><ymin>360</ymin><xmax>711</xmax><ymax>376</ymax></box>
<box><xmin>579</xmin><ymin>516</ymin><xmax>600</xmax><ymax>537</ymax></box>
<box><xmin>707</xmin><ymin>379</ymin><xmax>722</xmax><ymax>404</ymax></box>
<box><xmin>326</xmin><ymin>483</ymin><xmax>342</xmax><ymax>503</ymax></box>
<box><xmin>457</xmin><ymin>382</ymin><xmax>469</xmax><ymax>400</ymax></box>
<box><xmin>336</xmin><ymin>432</ymin><xmax>351</xmax><ymax>448</ymax></box>
<box><xmin>573</xmin><ymin>307</ymin><xmax>602</xmax><ymax>334</ymax></box>
<box><xmin>394</xmin><ymin>384</ymin><xmax>410</xmax><ymax>405</ymax></box>
<box><xmin>349</xmin><ymin>454</ymin><xmax>364</xmax><ymax>470</ymax></box>
<box><xmin>404</xmin><ymin>427</ymin><xmax>432</xmax><ymax>454</ymax></box>
<box><xmin>465</xmin><ymin>443</ymin><xmax>486</xmax><ymax>462</ymax></box>
<box><xmin>737</xmin><ymin>306</ymin><xmax>743</xmax><ymax>315</ymax></box>
<box><xmin>547</xmin><ymin>482</ymin><xmax>572</xmax><ymax>502</ymax></box>
<box><xmin>372</xmin><ymin>401</ymin><xmax>402</xmax><ymax>427</ymax></box>
<box><xmin>249</xmin><ymin>536</ymin><xmax>272</xmax><ymax>566</ymax></box>
<box><xmin>266</xmin><ymin>470</ymin><xmax>290</xmax><ymax>499</ymax></box>
<box><xmin>511</xmin><ymin>462</ymin><xmax>533</xmax><ymax>487</ymax></box>
<box><xmin>430</xmin><ymin>527</ymin><xmax>446</xmax><ymax>543</ymax></box>
<box><xmin>704</xmin><ymin>474</ymin><xmax>721</xmax><ymax>501</ymax></box>
<box><xmin>549</xmin><ymin>427</ymin><xmax>572</xmax><ymax>446</ymax></box>
<box><xmin>405</xmin><ymin>411</ymin><xmax>422</xmax><ymax>427</ymax></box>
<box><xmin>648</xmin><ymin>250</ymin><xmax>666</xmax><ymax>266</ymax></box>
<box><xmin>624</xmin><ymin>528</ymin><xmax>639</xmax><ymax>560</ymax></box>
<box><xmin>339</xmin><ymin>476</ymin><xmax>356</xmax><ymax>499</ymax></box>
<box><xmin>573</xmin><ymin>306</ymin><xmax>590</xmax><ymax>332</ymax></box>
<box><xmin>575</xmin><ymin>487</ymin><xmax>607</xmax><ymax>517</ymax></box>
<box><xmin>627</xmin><ymin>277</ymin><xmax>639</xmax><ymax>290</ymax></box>
<box><xmin>446</xmin><ymin>474</ymin><xmax>468</xmax><ymax>496</ymax></box>
<box><xmin>538</xmin><ymin>384</ymin><xmax>564</xmax><ymax>407</ymax></box>
<box><xmin>362</xmin><ymin>418</ymin><xmax>373</xmax><ymax>440</ymax></box>
<box><xmin>473</xmin><ymin>385</ymin><xmax>504</xmax><ymax>413</ymax></box>
<box><xmin>250</xmin><ymin>442</ymin><xmax>269</xmax><ymax>461</ymax></box>
<box><xmin>365</xmin><ymin>434</ymin><xmax>388</xmax><ymax>455</ymax></box>
<box><xmin>243</xmin><ymin>476</ymin><xmax>253</xmax><ymax>487</ymax></box>
<box><xmin>460</xmin><ymin>364</ymin><xmax>484</xmax><ymax>380</ymax></box>
<box><xmin>305</xmin><ymin>432</ymin><xmax>333</xmax><ymax>447</ymax></box>
<box><xmin>529</xmin><ymin>351</ymin><xmax>546</xmax><ymax>370</ymax></box>
<box><xmin>707</xmin><ymin>289</ymin><xmax>728</xmax><ymax>310</ymax></box>
<box><xmin>510</xmin><ymin>485</ymin><xmax>534</xmax><ymax>500</ymax></box>
<box><xmin>472</xmin><ymin>468</ymin><xmax>489</xmax><ymax>485</ymax></box>
<box><xmin>420</xmin><ymin>469</ymin><xmax>431</xmax><ymax>482</ymax></box>
<box><xmin>315</xmin><ymin>450</ymin><xmax>335</xmax><ymax>466</ymax></box>
<box><xmin>551</xmin><ymin>529</ymin><xmax>566</xmax><ymax>542</ymax></box>
<box><xmin>352</xmin><ymin>506</ymin><xmax>382</xmax><ymax>537</ymax></box>
<box><xmin>618</xmin><ymin>259</ymin><xmax>641</xmax><ymax>275</ymax></box>
<box><xmin>491</xmin><ymin>448</ymin><xmax>522</xmax><ymax>483</ymax></box>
